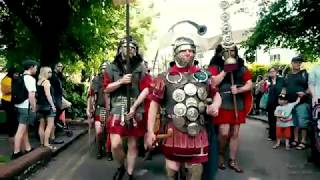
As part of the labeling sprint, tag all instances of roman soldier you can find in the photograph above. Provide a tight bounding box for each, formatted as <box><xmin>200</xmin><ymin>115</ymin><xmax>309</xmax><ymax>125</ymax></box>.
<box><xmin>145</xmin><ymin>37</ymin><xmax>222</xmax><ymax>180</ymax></box>
<box><xmin>87</xmin><ymin>62</ymin><xmax>113</xmax><ymax>160</ymax></box>
<box><xmin>104</xmin><ymin>37</ymin><xmax>151</xmax><ymax>180</ymax></box>
<box><xmin>208</xmin><ymin>44</ymin><xmax>253</xmax><ymax>173</ymax></box>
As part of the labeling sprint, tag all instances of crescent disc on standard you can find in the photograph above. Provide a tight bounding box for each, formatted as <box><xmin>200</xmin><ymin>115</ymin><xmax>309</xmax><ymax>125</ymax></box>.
<box><xmin>197</xmin><ymin>87</ymin><xmax>208</xmax><ymax>100</ymax></box>
<box><xmin>219</xmin><ymin>0</ymin><xmax>230</xmax><ymax>9</ymax></box>
<box><xmin>172</xmin><ymin>89</ymin><xmax>186</xmax><ymax>102</ymax></box>
<box><xmin>173</xmin><ymin>103</ymin><xmax>187</xmax><ymax>117</ymax></box>
<box><xmin>221</xmin><ymin>12</ymin><xmax>230</xmax><ymax>21</ymax></box>
<box><xmin>186</xmin><ymin>107</ymin><xmax>199</xmax><ymax>122</ymax></box>
<box><xmin>186</xmin><ymin>97</ymin><xmax>198</xmax><ymax>108</ymax></box>
<box><xmin>222</xmin><ymin>23</ymin><xmax>231</xmax><ymax>33</ymax></box>
<box><xmin>223</xmin><ymin>35</ymin><xmax>232</xmax><ymax>43</ymax></box>
<box><xmin>184</xmin><ymin>83</ymin><xmax>197</xmax><ymax>96</ymax></box>
<box><xmin>172</xmin><ymin>116</ymin><xmax>186</xmax><ymax>129</ymax></box>
<box><xmin>198</xmin><ymin>101</ymin><xmax>206</xmax><ymax>113</ymax></box>
<box><xmin>187</xmin><ymin>122</ymin><xmax>201</xmax><ymax>136</ymax></box>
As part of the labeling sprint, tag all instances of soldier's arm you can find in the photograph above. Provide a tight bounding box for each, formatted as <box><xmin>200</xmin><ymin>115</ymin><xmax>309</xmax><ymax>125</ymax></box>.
<box><xmin>208</xmin><ymin>66</ymin><xmax>226</xmax><ymax>86</ymax></box>
<box><xmin>147</xmin><ymin>75</ymin><xmax>165</xmax><ymax>134</ymax></box>
<box><xmin>147</xmin><ymin>101</ymin><xmax>159</xmax><ymax>134</ymax></box>
<box><xmin>237</xmin><ymin>70</ymin><xmax>253</xmax><ymax>93</ymax></box>
<box><xmin>131</xmin><ymin>88</ymin><xmax>149</xmax><ymax>111</ymax></box>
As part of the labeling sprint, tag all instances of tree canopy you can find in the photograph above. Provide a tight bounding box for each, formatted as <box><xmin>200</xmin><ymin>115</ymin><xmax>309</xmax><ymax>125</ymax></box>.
<box><xmin>0</xmin><ymin>0</ymin><xmax>152</xmax><ymax>75</ymax></box>
<box><xmin>243</xmin><ymin>0</ymin><xmax>320</xmax><ymax>62</ymax></box>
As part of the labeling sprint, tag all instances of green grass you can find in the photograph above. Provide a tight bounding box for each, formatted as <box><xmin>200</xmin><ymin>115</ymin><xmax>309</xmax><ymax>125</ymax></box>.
<box><xmin>0</xmin><ymin>155</ymin><xmax>10</xmax><ymax>164</ymax></box>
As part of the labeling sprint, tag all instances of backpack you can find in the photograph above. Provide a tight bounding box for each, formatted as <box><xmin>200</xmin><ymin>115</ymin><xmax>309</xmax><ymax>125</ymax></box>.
<box><xmin>12</xmin><ymin>74</ymin><xmax>29</xmax><ymax>104</ymax></box>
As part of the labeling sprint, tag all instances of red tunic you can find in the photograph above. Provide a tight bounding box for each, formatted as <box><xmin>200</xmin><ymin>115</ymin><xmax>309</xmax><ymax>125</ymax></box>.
<box><xmin>150</xmin><ymin>65</ymin><xmax>216</xmax><ymax>164</ymax></box>
<box><xmin>208</xmin><ymin>66</ymin><xmax>253</xmax><ymax>125</ymax></box>
<box><xmin>104</xmin><ymin>71</ymin><xmax>151</xmax><ymax>137</ymax></box>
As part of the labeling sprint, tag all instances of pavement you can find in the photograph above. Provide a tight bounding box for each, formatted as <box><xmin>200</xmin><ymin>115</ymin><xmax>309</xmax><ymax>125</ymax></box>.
<box><xmin>248</xmin><ymin>114</ymin><xmax>268</xmax><ymax>123</ymax></box>
<box><xmin>30</xmin><ymin>118</ymin><xmax>320</xmax><ymax>180</ymax></box>
<box><xmin>0</xmin><ymin>120</ymin><xmax>88</xmax><ymax>179</ymax></box>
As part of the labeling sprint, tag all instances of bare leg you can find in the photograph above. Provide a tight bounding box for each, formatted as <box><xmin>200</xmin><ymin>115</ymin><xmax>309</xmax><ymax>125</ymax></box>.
<box><xmin>23</xmin><ymin>126</ymin><xmax>32</xmax><ymax>151</ymax></box>
<box><xmin>127</xmin><ymin>137</ymin><xmax>138</xmax><ymax>175</ymax></box>
<box><xmin>38</xmin><ymin>118</ymin><xmax>45</xmax><ymax>145</ymax></box>
<box><xmin>301</xmin><ymin>129</ymin><xmax>307</xmax><ymax>144</ymax></box>
<box><xmin>228</xmin><ymin>125</ymin><xmax>243</xmax><ymax>173</ymax></box>
<box><xmin>186</xmin><ymin>164</ymin><xmax>203</xmax><ymax>180</ymax></box>
<box><xmin>45</xmin><ymin>117</ymin><xmax>55</xmax><ymax>146</ymax></box>
<box><xmin>294</xmin><ymin>127</ymin><xmax>299</xmax><ymax>142</ymax></box>
<box><xmin>94</xmin><ymin>122</ymin><xmax>103</xmax><ymax>158</ymax></box>
<box><xmin>110</xmin><ymin>134</ymin><xmax>125</xmax><ymax>165</ymax></box>
<box><xmin>229</xmin><ymin>125</ymin><xmax>240</xmax><ymax>160</ymax></box>
<box><xmin>218</xmin><ymin>124</ymin><xmax>230</xmax><ymax>168</ymax></box>
<box><xmin>165</xmin><ymin>159</ymin><xmax>180</xmax><ymax>180</ymax></box>
<box><xmin>273</xmin><ymin>139</ymin><xmax>281</xmax><ymax>149</ymax></box>
<box><xmin>14</xmin><ymin>124</ymin><xmax>26</xmax><ymax>153</ymax></box>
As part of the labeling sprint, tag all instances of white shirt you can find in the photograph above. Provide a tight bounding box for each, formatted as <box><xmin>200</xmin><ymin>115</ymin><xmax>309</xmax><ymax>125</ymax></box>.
<box><xmin>309</xmin><ymin>65</ymin><xmax>320</xmax><ymax>100</ymax></box>
<box><xmin>15</xmin><ymin>74</ymin><xmax>37</xmax><ymax>109</ymax></box>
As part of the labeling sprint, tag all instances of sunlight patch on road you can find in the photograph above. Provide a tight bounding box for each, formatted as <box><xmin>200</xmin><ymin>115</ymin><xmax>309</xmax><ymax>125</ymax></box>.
<box><xmin>135</xmin><ymin>169</ymin><xmax>149</xmax><ymax>176</ymax></box>
<box><xmin>248</xmin><ymin>177</ymin><xmax>261</xmax><ymax>180</ymax></box>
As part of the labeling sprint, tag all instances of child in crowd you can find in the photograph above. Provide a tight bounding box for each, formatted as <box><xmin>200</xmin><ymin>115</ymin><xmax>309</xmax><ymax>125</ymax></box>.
<box><xmin>273</xmin><ymin>94</ymin><xmax>300</xmax><ymax>150</ymax></box>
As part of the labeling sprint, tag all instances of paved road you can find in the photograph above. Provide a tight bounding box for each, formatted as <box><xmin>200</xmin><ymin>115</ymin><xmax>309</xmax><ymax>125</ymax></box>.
<box><xmin>31</xmin><ymin>119</ymin><xmax>320</xmax><ymax>180</ymax></box>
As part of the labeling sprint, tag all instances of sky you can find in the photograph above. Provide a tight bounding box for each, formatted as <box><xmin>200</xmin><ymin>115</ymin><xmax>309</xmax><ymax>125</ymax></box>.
<box><xmin>138</xmin><ymin>0</ymin><xmax>277</xmax><ymax>69</ymax></box>
<box><xmin>154</xmin><ymin>0</ymin><xmax>261</xmax><ymax>37</ymax></box>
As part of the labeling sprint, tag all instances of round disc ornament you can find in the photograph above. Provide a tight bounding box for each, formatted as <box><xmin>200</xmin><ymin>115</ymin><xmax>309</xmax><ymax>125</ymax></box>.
<box><xmin>184</xmin><ymin>83</ymin><xmax>197</xmax><ymax>96</ymax></box>
<box><xmin>187</xmin><ymin>122</ymin><xmax>201</xmax><ymax>136</ymax></box>
<box><xmin>197</xmin><ymin>87</ymin><xmax>208</xmax><ymax>100</ymax></box>
<box><xmin>173</xmin><ymin>103</ymin><xmax>187</xmax><ymax>117</ymax></box>
<box><xmin>198</xmin><ymin>101</ymin><xmax>206</xmax><ymax>113</ymax></box>
<box><xmin>186</xmin><ymin>107</ymin><xmax>199</xmax><ymax>122</ymax></box>
<box><xmin>186</xmin><ymin>97</ymin><xmax>198</xmax><ymax>108</ymax></box>
<box><xmin>173</xmin><ymin>116</ymin><xmax>186</xmax><ymax>129</ymax></box>
<box><xmin>172</xmin><ymin>89</ymin><xmax>186</xmax><ymax>102</ymax></box>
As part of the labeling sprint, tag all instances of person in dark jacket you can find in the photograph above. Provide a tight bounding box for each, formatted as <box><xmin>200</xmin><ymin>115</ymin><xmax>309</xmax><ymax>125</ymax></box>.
<box><xmin>266</xmin><ymin>67</ymin><xmax>284</xmax><ymax>140</ymax></box>
<box><xmin>49</xmin><ymin>62</ymin><xmax>64</xmax><ymax>144</ymax></box>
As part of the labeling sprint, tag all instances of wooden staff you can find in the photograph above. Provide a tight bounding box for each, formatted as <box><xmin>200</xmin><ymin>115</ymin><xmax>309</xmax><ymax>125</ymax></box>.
<box><xmin>230</xmin><ymin>73</ymin><xmax>238</xmax><ymax>120</ymax></box>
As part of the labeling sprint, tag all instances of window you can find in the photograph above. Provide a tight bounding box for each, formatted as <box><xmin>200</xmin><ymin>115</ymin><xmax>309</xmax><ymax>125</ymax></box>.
<box><xmin>270</xmin><ymin>54</ymin><xmax>280</xmax><ymax>62</ymax></box>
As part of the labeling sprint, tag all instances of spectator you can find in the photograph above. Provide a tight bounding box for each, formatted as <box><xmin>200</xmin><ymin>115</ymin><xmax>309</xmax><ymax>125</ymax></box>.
<box><xmin>254</xmin><ymin>75</ymin><xmax>267</xmax><ymax>114</ymax></box>
<box><xmin>49</xmin><ymin>62</ymin><xmax>64</xmax><ymax>144</ymax></box>
<box><xmin>273</xmin><ymin>94</ymin><xmax>300</xmax><ymax>150</ymax></box>
<box><xmin>309</xmin><ymin>64</ymin><xmax>320</xmax><ymax>106</ymax></box>
<box><xmin>282</xmin><ymin>56</ymin><xmax>310</xmax><ymax>150</ymax></box>
<box><xmin>308</xmin><ymin>63</ymin><xmax>320</xmax><ymax>161</ymax></box>
<box><xmin>266</xmin><ymin>67</ymin><xmax>284</xmax><ymax>141</ymax></box>
<box><xmin>12</xmin><ymin>60</ymin><xmax>38</xmax><ymax>159</ymax></box>
<box><xmin>37</xmin><ymin>67</ymin><xmax>57</xmax><ymax>150</ymax></box>
<box><xmin>1</xmin><ymin>67</ymin><xmax>19</xmax><ymax>151</ymax></box>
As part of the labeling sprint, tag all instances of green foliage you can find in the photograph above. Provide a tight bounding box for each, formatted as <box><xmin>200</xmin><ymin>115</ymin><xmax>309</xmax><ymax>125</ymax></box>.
<box><xmin>0</xmin><ymin>0</ymin><xmax>152</xmax><ymax>75</ymax></box>
<box><xmin>243</xmin><ymin>0</ymin><xmax>320</xmax><ymax>61</ymax></box>
<box><xmin>248</xmin><ymin>64</ymin><xmax>268</xmax><ymax>82</ymax></box>
<box><xmin>63</xmin><ymin>80</ymin><xmax>87</xmax><ymax>119</ymax></box>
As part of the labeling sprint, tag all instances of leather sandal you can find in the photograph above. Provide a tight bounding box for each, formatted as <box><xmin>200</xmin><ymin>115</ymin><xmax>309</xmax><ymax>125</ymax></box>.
<box><xmin>228</xmin><ymin>159</ymin><xmax>244</xmax><ymax>173</ymax></box>
<box><xmin>218</xmin><ymin>153</ymin><xmax>226</xmax><ymax>170</ymax></box>
<box><xmin>296</xmin><ymin>142</ymin><xmax>307</xmax><ymax>150</ymax></box>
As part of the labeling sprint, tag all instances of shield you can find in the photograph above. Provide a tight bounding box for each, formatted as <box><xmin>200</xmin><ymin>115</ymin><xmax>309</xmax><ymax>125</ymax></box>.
<box><xmin>186</xmin><ymin>107</ymin><xmax>199</xmax><ymax>122</ymax></box>
<box><xmin>187</xmin><ymin>122</ymin><xmax>201</xmax><ymax>136</ymax></box>
<box><xmin>172</xmin><ymin>89</ymin><xmax>186</xmax><ymax>102</ymax></box>
<box><xmin>174</xmin><ymin>103</ymin><xmax>187</xmax><ymax>117</ymax></box>
<box><xmin>186</xmin><ymin>97</ymin><xmax>198</xmax><ymax>108</ymax></box>
<box><xmin>197</xmin><ymin>87</ymin><xmax>208</xmax><ymax>100</ymax></box>
<box><xmin>184</xmin><ymin>83</ymin><xmax>197</xmax><ymax>96</ymax></box>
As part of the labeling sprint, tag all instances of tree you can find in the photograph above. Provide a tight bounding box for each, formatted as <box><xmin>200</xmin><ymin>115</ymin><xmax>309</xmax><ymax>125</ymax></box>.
<box><xmin>0</xmin><ymin>0</ymin><xmax>152</xmax><ymax>75</ymax></box>
<box><xmin>243</xmin><ymin>0</ymin><xmax>320</xmax><ymax>62</ymax></box>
